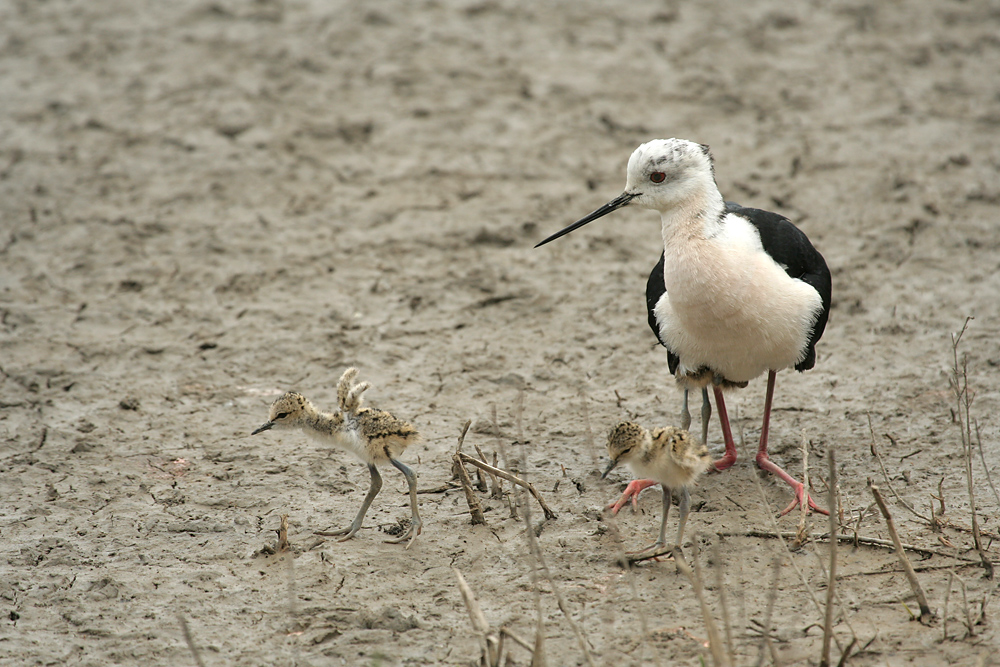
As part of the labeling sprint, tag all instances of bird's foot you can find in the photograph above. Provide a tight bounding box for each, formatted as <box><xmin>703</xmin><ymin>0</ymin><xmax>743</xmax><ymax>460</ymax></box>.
<box><xmin>384</xmin><ymin>518</ymin><xmax>422</xmax><ymax>549</ymax></box>
<box><xmin>315</xmin><ymin>524</ymin><xmax>363</xmax><ymax>542</ymax></box>
<box><xmin>710</xmin><ymin>451</ymin><xmax>737</xmax><ymax>473</ymax></box>
<box><xmin>625</xmin><ymin>541</ymin><xmax>675</xmax><ymax>563</ymax></box>
<box><xmin>777</xmin><ymin>481</ymin><xmax>829</xmax><ymax>517</ymax></box>
<box><xmin>606</xmin><ymin>479</ymin><xmax>658</xmax><ymax>514</ymax></box>
<box><xmin>755</xmin><ymin>453</ymin><xmax>829</xmax><ymax>516</ymax></box>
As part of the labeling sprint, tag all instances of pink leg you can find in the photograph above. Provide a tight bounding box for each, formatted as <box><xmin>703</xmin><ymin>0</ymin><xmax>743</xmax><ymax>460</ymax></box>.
<box><xmin>710</xmin><ymin>386</ymin><xmax>738</xmax><ymax>472</ymax></box>
<box><xmin>755</xmin><ymin>370</ymin><xmax>828</xmax><ymax>516</ymax></box>
<box><xmin>607</xmin><ymin>479</ymin><xmax>658</xmax><ymax>515</ymax></box>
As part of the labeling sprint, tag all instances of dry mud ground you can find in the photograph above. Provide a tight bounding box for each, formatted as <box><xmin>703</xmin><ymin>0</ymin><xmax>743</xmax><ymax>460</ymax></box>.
<box><xmin>2</xmin><ymin>1</ymin><xmax>1000</xmax><ymax>665</ymax></box>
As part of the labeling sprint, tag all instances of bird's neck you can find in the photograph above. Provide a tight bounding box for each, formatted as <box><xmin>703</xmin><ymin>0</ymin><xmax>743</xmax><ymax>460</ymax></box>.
<box><xmin>658</xmin><ymin>185</ymin><xmax>725</xmax><ymax>245</ymax></box>
<box><xmin>302</xmin><ymin>408</ymin><xmax>345</xmax><ymax>437</ymax></box>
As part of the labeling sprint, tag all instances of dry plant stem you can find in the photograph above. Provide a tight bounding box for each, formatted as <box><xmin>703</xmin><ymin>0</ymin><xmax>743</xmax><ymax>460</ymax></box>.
<box><xmin>518</xmin><ymin>491</ymin><xmax>594</xmax><ymax>666</ymax></box>
<box><xmin>500</xmin><ymin>628</ymin><xmax>534</xmax><ymax>653</ymax></box>
<box><xmin>474</xmin><ymin>442</ymin><xmax>501</xmax><ymax>496</ymax></box>
<box><xmin>942</xmin><ymin>571</ymin><xmax>953</xmax><ymax>642</ymax></box>
<box><xmin>456</xmin><ymin>419</ymin><xmax>472</xmax><ymax>454</ymax></box>
<box><xmin>675</xmin><ymin>542</ymin><xmax>730</xmax><ymax>667</ymax></box>
<box><xmin>529</xmin><ymin>575</ymin><xmax>546</xmax><ymax>667</ymax></box>
<box><xmin>796</xmin><ymin>436</ymin><xmax>810</xmax><ymax>546</ymax></box>
<box><xmin>870</xmin><ymin>484</ymin><xmax>934</xmax><ymax>623</ymax></box>
<box><xmin>756</xmin><ymin>555</ymin><xmax>783</xmax><ymax>667</ymax></box>
<box><xmin>820</xmin><ymin>449</ymin><xmax>838</xmax><ymax>667</ymax></box>
<box><xmin>867</xmin><ymin>414</ymin><xmax>931</xmax><ymax>523</ymax></box>
<box><xmin>458</xmin><ymin>453</ymin><xmax>556</xmax><ymax>520</ymax></box>
<box><xmin>955</xmin><ymin>571</ymin><xmax>975</xmax><ymax>637</ymax></box>
<box><xmin>712</xmin><ymin>540</ymin><xmax>735</xmax><ymax>661</ymax></box>
<box><xmin>951</xmin><ymin>323</ymin><xmax>994</xmax><ymax>579</ymax></box>
<box><xmin>454</xmin><ymin>453</ymin><xmax>487</xmax><ymax>525</ymax></box>
<box><xmin>177</xmin><ymin>614</ymin><xmax>206</xmax><ymax>667</ymax></box>
<box><xmin>737</xmin><ymin>416</ymin><xmax>840</xmax><ymax>648</ymax></box>
<box><xmin>974</xmin><ymin>420</ymin><xmax>1000</xmax><ymax>507</ymax></box>
<box><xmin>454</xmin><ymin>568</ymin><xmax>500</xmax><ymax>665</ymax></box>
<box><xmin>835</xmin><ymin>637</ymin><xmax>858</xmax><ymax>667</ymax></box>
<box><xmin>277</xmin><ymin>514</ymin><xmax>290</xmax><ymax>552</ymax></box>
<box><xmin>714</xmin><ymin>529</ymin><xmax>975</xmax><ymax>561</ymax></box>
<box><xmin>508</xmin><ymin>442</ymin><xmax>594</xmax><ymax>667</ymax></box>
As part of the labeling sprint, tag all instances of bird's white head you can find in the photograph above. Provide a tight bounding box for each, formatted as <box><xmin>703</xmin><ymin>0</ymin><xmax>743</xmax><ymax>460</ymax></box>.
<box><xmin>624</xmin><ymin>139</ymin><xmax>717</xmax><ymax>211</ymax></box>
<box><xmin>536</xmin><ymin>138</ymin><xmax>722</xmax><ymax>247</ymax></box>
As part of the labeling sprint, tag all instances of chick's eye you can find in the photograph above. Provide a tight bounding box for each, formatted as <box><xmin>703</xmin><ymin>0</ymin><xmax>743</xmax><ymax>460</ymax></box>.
<box><xmin>650</xmin><ymin>172</ymin><xmax>666</xmax><ymax>183</ymax></box>
<box><xmin>275</xmin><ymin>412</ymin><xmax>289</xmax><ymax>420</ymax></box>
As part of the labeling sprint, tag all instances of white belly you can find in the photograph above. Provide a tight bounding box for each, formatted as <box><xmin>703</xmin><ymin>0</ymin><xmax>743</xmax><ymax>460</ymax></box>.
<box><xmin>654</xmin><ymin>231</ymin><xmax>823</xmax><ymax>384</ymax></box>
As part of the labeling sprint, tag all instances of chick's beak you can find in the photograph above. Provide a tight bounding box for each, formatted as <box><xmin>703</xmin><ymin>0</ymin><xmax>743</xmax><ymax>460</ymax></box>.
<box><xmin>251</xmin><ymin>421</ymin><xmax>274</xmax><ymax>436</ymax></box>
<box><xmin>601</xmin><ymin>458</ymin><xmax>619</xmax><ymax>479</ymax></box>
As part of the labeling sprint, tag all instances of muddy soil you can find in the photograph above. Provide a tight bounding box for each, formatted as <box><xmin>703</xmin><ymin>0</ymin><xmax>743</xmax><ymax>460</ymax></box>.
<box><xmin>1</xmin><ymin>1</ymin><xmax>999</xmax><ymax>665</ymax></box>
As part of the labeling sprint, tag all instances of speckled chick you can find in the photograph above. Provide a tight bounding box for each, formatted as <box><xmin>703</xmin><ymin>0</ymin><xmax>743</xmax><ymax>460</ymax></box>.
<box><xmin>602</xmin><ymin>422</ymin><xmax>711</xmax><ymax>554</ymax></box>
<box><xmin>252</xmin><ymin>367</ymin><xmax>422</xmax><ymax>548</ymax></box>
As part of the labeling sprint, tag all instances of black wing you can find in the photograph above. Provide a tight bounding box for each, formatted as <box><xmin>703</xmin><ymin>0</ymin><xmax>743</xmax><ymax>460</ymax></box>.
<box><xmin>646</xmin><ymin>252</ymin><xmax>680</xmax><ymax>375</ymax></box>
<box><xmin>726</xmin><ymin>201</ymin><xmax>831</xmax><ymax>372</ymax></box>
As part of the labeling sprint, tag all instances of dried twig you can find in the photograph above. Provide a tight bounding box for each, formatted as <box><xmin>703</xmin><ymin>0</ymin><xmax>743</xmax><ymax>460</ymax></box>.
<box><xmin>820</xmin><ymin>449</ymin><xmax>838</xmax><ymax>667</ymax></box>
<box><xmin>454</xmin><ymin>568</ymin><xmax>500</xmax><ymax>665</ymax></box>
<box><xmin>506</xmin><ymin>434</ymin><xmax>594</xmax><ymax>667</ymax></box>
<box><xmin>277</xmin><ymin>514</ymin><xmax>290</xmax><ymax>552</ymax></box>
<box><xmin>454</xmin><ymin>452</ymin><xmax>487</xmax><ymax>525</ymax></box>
<box><xmin>974</xmin><ymin>420</ymin><xmax>1000</xmax><ymax>507</ymax></box>
<box><xmin>455</xmin><ymin>419</ymin><xmax>472</xmax><ymax>455</ymax></box>
<box><xmin>737</xmin><ymin>416</ymin><xmax>839</xmax><ymax>648</ymax></box>
<box><xmin>753</xmin><ymin>555</ymin><xmax>783</xmax><ymax>667</ymax></box>
<box><xmin>712</xmin><ymin>540</ymin><xmax>735</xmax><ymax>663</ymax></box>
<box><xmin>474</xmin><ymin>442</ymin><xmax>501</xmax><ymax>497</ymax></box>
<box><xmin>795</xmin><ymin>436</ymin><xmax>810</xmax><ymax>547</ymax></box>
<box><xmin>713</xmin><ymin>530</ymin><xmax>975</xmax><ymax>562</ymax></box>
<box><xmin>950</xmin><ymin>319</ymin><xmax>995</xmax><ymax>579</ymax></box>
<box><xmin>871</xmin><ymin>484</ymin><xmax>934</xmax><ymax>623</ymax></box>
<box><xmin>459</xmin><ymin>453</ymin><xmax>556</xmax><ymax>520</ymax></box>
<box><xmin>177</xmin><ymin>615</ymin><xmax>206</xmax><ymax>667</ymax></box>
<box><xmin>675</xmin><ymin>541</ymin><xmax>730</xmax><ymax>667</ymax></box>
<box><xmin>867</xmin><ymin>414</ymin><xmax>931</xmax><ymax>523</ymax></box>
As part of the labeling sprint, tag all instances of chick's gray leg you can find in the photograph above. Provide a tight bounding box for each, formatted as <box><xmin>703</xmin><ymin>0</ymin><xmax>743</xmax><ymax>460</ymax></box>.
<box><xmin>675</xmin><ymin>486</ymin><xmax>692</xmax><ymax>548</ymax></box>
<box><xmin>680</xmin><ymin>389</ymin><xmax>692</xmax><ymax>432</ymax></box>
<box><xmin>700</xmin><ymin>387</ymin><xmax>712</xmax><ymax>446</ymax></box>
<box><xmin>387</xmin><ymin>458</ymin><xmax>422</xmax><ymax>548</ymax></box>
<box><xmin>316</xmin><ymin>464</ymin><xmax>382</xmax><ymax>541</ymax></box>
<box><xmin>625</xmin><ymin>486</ymin><xmax>673</xmax><ymax>556</ymax></box>
<box><xmin>657</xmin><ymin>485</ymin><xmax>673</xmax><ymax>548</ymax></box>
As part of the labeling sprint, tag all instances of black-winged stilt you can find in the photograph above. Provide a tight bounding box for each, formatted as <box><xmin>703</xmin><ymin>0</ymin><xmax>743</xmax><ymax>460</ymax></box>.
<box><xmin>538</xmin><ymin>139</ymin><xmax>832</xmax><ymax>516</ymax></box>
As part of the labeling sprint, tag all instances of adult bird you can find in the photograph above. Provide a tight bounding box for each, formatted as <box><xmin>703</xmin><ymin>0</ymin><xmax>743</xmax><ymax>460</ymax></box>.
<box><xmin>537</xmin><ymin>139</ymin><xmax>831</xmax><ymax>515</ymax></box>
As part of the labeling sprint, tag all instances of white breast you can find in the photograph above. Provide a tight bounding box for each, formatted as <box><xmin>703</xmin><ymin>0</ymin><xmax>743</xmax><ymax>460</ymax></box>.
<box><xmin>655</xmin><ymin>215</ymin><xmax>823</xmax><ymax>383</ymax></box>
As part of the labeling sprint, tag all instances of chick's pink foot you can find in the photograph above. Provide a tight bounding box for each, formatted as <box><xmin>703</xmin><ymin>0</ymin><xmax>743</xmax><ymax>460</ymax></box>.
<box><xmin>606</xmin><ymin>479</ymin><xmax>658</xmax><ymax>515</ymax></box>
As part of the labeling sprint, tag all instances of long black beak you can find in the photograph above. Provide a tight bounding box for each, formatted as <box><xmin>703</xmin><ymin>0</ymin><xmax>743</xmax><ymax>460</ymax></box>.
<box><xmin>251</xmin><ymin>421</ymin><xmax>274</xmax><ymax>435</ymax></box>
<box><xmin>601</xmin><ymin>459</ymin><xmax>619</xmax><ymax>479</ymax></box>
<box><xmin>535</xmin><ymin>191</ymin><xmax>637</xmax><ymax>248</ymax></box>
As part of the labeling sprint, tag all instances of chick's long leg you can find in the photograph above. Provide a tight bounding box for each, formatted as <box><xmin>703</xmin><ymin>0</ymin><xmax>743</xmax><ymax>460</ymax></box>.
<box><xmin>675</xmin><ymin>486</ymin><xmax>691</xmax><ymax>547</ymax></box>
<box><xmin>386</xmin><ymin>458</ymin><xmax>422</xmax><ymax>548</ymax></box>
<box><xmin>627</xmin><ymin>486</ymin><xmax>674</xmax><ymax>556</ymax></box>
<box><xmin>316</xmin><ymin>464</ymin><xmax>382</xmax><ymax>541</ymax></box>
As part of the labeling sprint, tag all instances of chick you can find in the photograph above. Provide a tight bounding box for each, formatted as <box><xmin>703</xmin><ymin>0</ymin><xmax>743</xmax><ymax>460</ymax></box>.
<box><xmin>602</xmin><ymin>422</ymin><xmax>711</xmax><ymax>554</ymax></box>
<box><xmin>252</xmin><ymin>368</ymin><xmax>422</xmax><ymax>548</ymax></box>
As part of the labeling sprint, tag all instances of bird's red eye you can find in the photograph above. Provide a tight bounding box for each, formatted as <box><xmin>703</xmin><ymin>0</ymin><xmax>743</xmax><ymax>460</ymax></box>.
<box><xmin>650</xmin><ymin>172</ymin><xmax>666</xmax><ymax>183</ymax></box>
